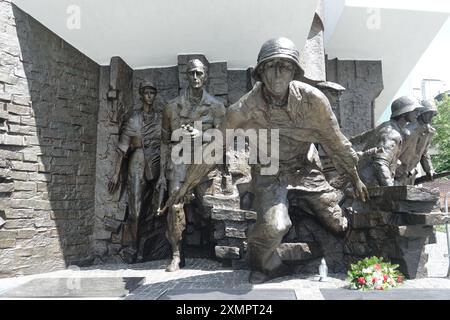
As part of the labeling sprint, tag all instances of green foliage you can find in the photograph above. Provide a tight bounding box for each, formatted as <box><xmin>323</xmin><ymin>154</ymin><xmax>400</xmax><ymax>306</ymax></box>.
<box><xmin>347</xmin><ymin>256</ymin><xmax>404</xmax><ymax>291</ymax></box>
<box><xmin>432</xmin><ymin>95</ymin><xmax>450</xmax><ymax>173</ymax></box>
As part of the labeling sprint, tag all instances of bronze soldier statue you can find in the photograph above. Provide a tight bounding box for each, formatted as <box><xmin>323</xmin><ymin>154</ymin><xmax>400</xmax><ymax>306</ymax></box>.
<box><xmin>108</xmin><ymin>82</ymin><xmax>161</xmax><ymax>261</ymax></box>
<box><xmin>353</xmin><ymin>96</ymin><xmax>421</xmax><ymax>187</ymax></box>
<box><xmin>157</xmin><ymin>59</ymin><xmax>226</xmax><ymax>272</ymax></box>
<box><xmin>162</xmin><ymin>38</ymin><xmax>369</xmax><ymax>283</ymax></box>
<box><xmin>395</xmin><ymin>100</ymin><xmax>438</xmax><ymax>185</ymax></box>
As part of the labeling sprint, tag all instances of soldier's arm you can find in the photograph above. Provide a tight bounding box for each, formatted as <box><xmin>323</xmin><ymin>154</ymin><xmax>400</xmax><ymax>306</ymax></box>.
<box><xmin>372</xmin><ymin>132</ymin><xmax>400</xmax><ymax>186</ymax></box>
<box><xmin>420</xmin><ymin>128</ymin><xmax>435</xmax><ymax>177</ymax></box>
<box><xmin>420</xmin><ymin>151</ymin><xmax>434</xmax><ymax>177</ymax></box>
<box><xmin>312</xmin><ymin>90</ymin><xmax>368</xmax><ymax>201</ymax></box>
<box><xmin>312</xmin><ymin>91</ymin><xmax>359</xmax><ymax>180</ymax></box>
<box><xmin>108</xmin><ymin>117</ymin><xmax>132</xmax><ymax>193</ymax></box>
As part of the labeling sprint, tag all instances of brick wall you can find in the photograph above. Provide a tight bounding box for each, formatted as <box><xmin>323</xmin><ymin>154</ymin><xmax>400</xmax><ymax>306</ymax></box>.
<box><xmin>0</xmin><ymin>1</ymin><xmax>99</xmax><ymax>277</ymax></box>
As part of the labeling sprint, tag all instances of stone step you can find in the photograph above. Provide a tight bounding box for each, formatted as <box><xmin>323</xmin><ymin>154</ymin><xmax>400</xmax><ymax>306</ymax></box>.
<box><xmin>395</xmin><ymin>225</ymin><xmax>435</xmax><ymax>238</ymax></box>
<box><xmin>368</xmin><ymin>185</ymin><xmax>440</xmax><ymax>202</ymax></box>
<box><xmin>211</xmin><ymin>208</ymin><xmax>257</xmax><ymax>222</ymax></box>
<box><xmin>203</xmin><ymin>194</ymin><xmax>240</xmax><ymax>209</ymax></box>
<box><xmin>215</xmin><ymin>245</ymin><xmax>240</xmax><ymax>259</ymax></box>
<box><xmin>394</xmin><ymin>211</ymin><xmax>449</xmax><ymax>226</ymax></box>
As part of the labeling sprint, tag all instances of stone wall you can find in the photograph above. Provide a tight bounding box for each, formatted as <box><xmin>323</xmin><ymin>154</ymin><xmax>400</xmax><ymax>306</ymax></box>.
<box><xmin>0</xmin><ymin>1</ymin><xmax>99</xmax><ymax>277</ymax></box>
<box><xmin>0</xmin><ymin>0</ymin><xmax>387</xmax><ymax>277</ymax></box>
<box><xmin>92</xmin><ymin>54</ymin><xmax>252</xmax><ymax>263</ymax></box>
<box><xmin>326</xmin><ymin>58</ymin><xmax>384</xmax><ymax>137</ymax></box>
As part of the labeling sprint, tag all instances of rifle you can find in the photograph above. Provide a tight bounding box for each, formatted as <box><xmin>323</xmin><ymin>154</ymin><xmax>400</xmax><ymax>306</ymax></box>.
<box><xmin>157</xmin><ymin>162</ymin><xmax>216</xmax><ymax>216</ymax></box>
<box><xmin>414</xmin><ymin>170</ymin><xmax>450</xmax><ymax>184</ymax></box>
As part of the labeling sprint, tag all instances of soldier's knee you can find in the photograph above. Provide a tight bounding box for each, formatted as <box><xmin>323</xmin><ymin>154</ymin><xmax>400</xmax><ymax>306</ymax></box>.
<box><xmin>324</xmin><ymin>208</ymin><xmax>348</xmax><ymax>234</ymax></box>
<box><xmin>266</xmin><ymin>206</ymin><xmax>291</xmax><ymax>235</ymax></box>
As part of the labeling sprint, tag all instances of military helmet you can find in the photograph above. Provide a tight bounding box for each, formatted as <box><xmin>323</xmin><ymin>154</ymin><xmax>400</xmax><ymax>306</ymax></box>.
<box><xmin>390</xmin><ymin>96</ymin><xmax>421</xmax><ymax>118</ymax></box>
<box><xmin>186</xmin><ymin>59</ymin><xmax>207</xmax><ymax>73</ymax></box>
<box><xmin>419</xmin><ymin>100</ymin><xmax>438</xmax><ymax>116</ymax></box>
<box><xmin>139</xmin><ymin>81</ymin><xmax>157</xmax><ymax>95</ymax></box>
<box><xmin>252</xmin><ymin>37</ymin><xmax>305</xmax><ymax>81</ymax></box>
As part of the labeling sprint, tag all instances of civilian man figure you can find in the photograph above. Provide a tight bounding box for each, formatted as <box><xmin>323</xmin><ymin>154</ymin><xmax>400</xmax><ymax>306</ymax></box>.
<box><xmin>158</xmin><ymin>59</ymin><xmax>226</xmax><ymax>272</ymax></box>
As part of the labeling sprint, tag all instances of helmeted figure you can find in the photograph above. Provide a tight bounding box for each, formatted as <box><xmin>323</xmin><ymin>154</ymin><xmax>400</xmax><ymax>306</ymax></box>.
<box><xmin>353</xmin><ymin>96</ymin><xmax>421</xmax><ymax>187</ymax></box>
<box><xmin>108</xmin><ymin>82</ymin><xmax>161</xmax><ymax>261</ymax></box>
<box><xmin>225</xmin><ymin>37</ymin><xmax>368</xmax><ymax>283</ymax></box>
<box><xmin>395</xmin><ymin>100</ymin><xmax>438</xmax><ymax>185</ymax></box>
<box><xmin>158</xmin><ymin>59</ymin><xmax>226</xmax><ymax>272</ymax></box>
<box><xmin>160</xmin><ymin>38</ymin><xmax>368</xmax><ymax>284</ymax></box>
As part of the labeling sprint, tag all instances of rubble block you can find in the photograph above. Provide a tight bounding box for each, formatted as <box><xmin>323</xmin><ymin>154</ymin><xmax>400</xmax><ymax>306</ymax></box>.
<box><xmin>391</xmin><ymin>248</ymin><xmax>429</xmax><ymax>279</ymax></box>
<box><xmin>215</xmin><ymin>246</ymin><xmax>240</xmax><ymax>259</ymax></box>
<box><xmin>203</xmin><ymin>194</ymin><xmax>240</xmax><ymax>210</ymax></box>
<box><xmin>343</xmin><ymin>186</ymin><xmax>446</xmax><ymax>279</ymax></box>
<box><xmin>394</xmin><ymin>211</ymin><xmax>449</xmax><ymax>226</ymax></box>
<box><xmin>348</xmin><ymin>210</ymin><xmax>392</xmax><ymax>229</ymax></box>
<box><xmin>395</xmin><ymin>225</ymin><xmax>434</xmax><ymax>238</ymax></box>
<box><xmin>212</xmin><ymin>208</ymin><xmax>257</xmax><ymax>221</ymax></box>
<box><xmin>368</xmin><ymin>185</ymin><xmax>440</xmax><ymax>202</ymax></box>
<box><xmin>277</xmin><ymin>242</ymin><xmax>321</xmax><ymax>263</ymax></box>
<box><xmin>225</xmin><ymin>222</ymin><xmax>247</xmax><ymax>239</ymax></box>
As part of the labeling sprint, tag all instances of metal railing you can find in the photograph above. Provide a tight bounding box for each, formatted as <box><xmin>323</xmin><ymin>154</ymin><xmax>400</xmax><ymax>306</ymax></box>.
<box><xmin>445</xmin><ymin>192</ymin><xmax>450</xmax><ymax>277</ymax></box>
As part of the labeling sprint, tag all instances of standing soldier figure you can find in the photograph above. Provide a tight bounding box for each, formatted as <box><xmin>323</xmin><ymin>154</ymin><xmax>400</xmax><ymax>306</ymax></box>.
<box><xmin>163</xmin><ymin>38</ymin><xmax>369</xmax><ymax>283</ymax></box>
<box><xmin>354</xmin><ymin>96</ymin><xmax>421</xmax><ymax>187</ymax></box>
<box><xmin>157</xmin><ymin>59</ymin><xmax>226</xmax><ymax>272</ymax></box>
<box><xmin>395</xmin><ymin>100</ymin><xmax>438</xmax><ymax>185</ymax></box>
<box><xmin>108</xmin><ymin>82</ymin><xmax>161</xmax><ymax>262</ymax></box>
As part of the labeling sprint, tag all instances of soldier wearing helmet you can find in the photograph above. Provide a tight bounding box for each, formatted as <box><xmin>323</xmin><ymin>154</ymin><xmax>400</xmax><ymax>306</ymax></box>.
<box><xmin>395</xmin><ymin>99</ymin><xmax>438</xmax><ymax>185</ymax></box>
<box><xmin>157</xmin><ymin>58</ymin><xmax>226</xmax><ymax>272</ymax></box>
<box><xmin>165</xmin><ymin>38</ymin><xmax>367</xmax><ymax>283</ymax></box>
<box><xmin>217</xmin><ymin>37</ymin><xmax>368</xmax><ymax>283</ymax></box>
<box><xmin>354</xmin><ymin>96</ymin><xmax>421</xmax><ymax>187</ymax></box>
<box><xmin>108</xmin><ymin>81</ymin><xmax>161</xmax><ymax>262</ymax></box>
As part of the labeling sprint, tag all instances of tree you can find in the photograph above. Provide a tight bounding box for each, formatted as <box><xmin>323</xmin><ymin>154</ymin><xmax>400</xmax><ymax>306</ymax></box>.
<box><xmin>431</xmin><ymin>94</ymin><xmax>450</xmax><ymax>173</ymax></box>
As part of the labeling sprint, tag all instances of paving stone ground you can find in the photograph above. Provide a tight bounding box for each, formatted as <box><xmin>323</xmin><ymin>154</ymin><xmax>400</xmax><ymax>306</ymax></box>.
<box><xmin>0</xmin><ymin>232</ymin><xmax>448</xmax><ymax>300</ymax></box>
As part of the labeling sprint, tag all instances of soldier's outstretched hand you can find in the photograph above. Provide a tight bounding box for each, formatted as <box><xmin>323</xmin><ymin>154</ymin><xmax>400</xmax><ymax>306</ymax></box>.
<box><xmin>353</xmin><ymin>178</ymin><xmax>369</xmax><ymax>202</ymax></box>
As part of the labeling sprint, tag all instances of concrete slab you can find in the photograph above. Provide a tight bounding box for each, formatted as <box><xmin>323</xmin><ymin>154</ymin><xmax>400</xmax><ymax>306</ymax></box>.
<box><xmin>0</xmin><ymin>277</ymin><xmax>144</xmax><ymax>298</ymax></box>
<box><xmin>159</xmin><ymin>289</ymin><xmax>297</xmax><ymax>300</ymax></box>
<box><xmin>320</xmin><ymin>288</ymin><xmax>450</xmax><ymax>300</ymax></box>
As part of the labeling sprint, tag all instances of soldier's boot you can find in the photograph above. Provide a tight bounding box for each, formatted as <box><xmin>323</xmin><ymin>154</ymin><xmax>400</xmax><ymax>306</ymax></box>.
<box><xmin>166</xmin><ymin>251</ymin><xmax>181</xmax><ymax>272</ymax></box>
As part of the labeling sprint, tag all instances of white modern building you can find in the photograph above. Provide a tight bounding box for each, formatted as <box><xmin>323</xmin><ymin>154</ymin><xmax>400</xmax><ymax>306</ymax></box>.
<box><xmin>11</xmin><ymin>0</ymin><xmax>450</xmax><ymax>124</ymax></box>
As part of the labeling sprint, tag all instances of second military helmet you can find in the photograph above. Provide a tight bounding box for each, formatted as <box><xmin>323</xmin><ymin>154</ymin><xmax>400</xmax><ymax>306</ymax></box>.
<box><xmin>419</xmin><ymin>100</ymin><xmax>438</xmax><ymax>116</ymax></box>
<box><xmin>390</xmin><ymin>96</ymin><xmax>421</xmax><ymax>118</ymax></box>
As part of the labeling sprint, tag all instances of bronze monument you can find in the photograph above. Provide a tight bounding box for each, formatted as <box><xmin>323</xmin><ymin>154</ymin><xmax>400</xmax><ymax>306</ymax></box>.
<box><xmin>158</xmin><ymin>59</ymin><xmax>226</xmax><ymax>272</ymax></box>
<box><xmin>395</xmin><ymin>100</ymin><xmax>438</xmax><ymax>185</ymax></box>
<box><xmin>108</xmin><ymin>82</ymin><xmax>161</xmax><ymax>261</ymax></box>
<box><xmin>352</xmin><ymin>96</ymin><xmax>421</xmax><ymax>187</ymax></box>
<box><xmin>162</xmin><ymin>38</ymin><xmax>369</xmax><ymax>283</ymax></box>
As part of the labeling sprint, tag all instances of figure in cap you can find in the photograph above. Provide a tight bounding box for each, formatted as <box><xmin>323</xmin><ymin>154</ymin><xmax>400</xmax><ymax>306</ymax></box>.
<box><xmin>163</xmin><ymin>38</ymin><xmax>367</xmax><ymax>284</ymax></box>
<box><xmin>108</xmin><ymin>81</ymin><xmax>161</xmax><ymax>262</ymax></box>
<box><xmin>157</xmin><ymin>58</ymin><xmax>225</xmax><ymax>272</ymax></box>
